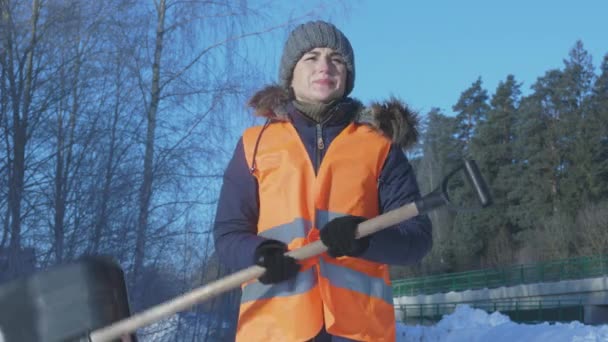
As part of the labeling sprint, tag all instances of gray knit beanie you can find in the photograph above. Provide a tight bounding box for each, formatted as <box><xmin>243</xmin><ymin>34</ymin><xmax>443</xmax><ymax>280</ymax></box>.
<box><xmin>279</xmin><ymin>20</ymin><xmax>355</xmax><ymax>96</ymax></box>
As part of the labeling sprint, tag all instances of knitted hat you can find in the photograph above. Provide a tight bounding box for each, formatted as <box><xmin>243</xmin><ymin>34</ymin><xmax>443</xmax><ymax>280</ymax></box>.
<box><xmin>279</xmin><ymin>20</ymin><xmax>355</xmax><ymax>96</ymax></box>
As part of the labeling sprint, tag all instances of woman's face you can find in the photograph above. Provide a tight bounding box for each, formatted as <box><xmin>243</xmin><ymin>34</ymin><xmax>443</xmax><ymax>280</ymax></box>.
<box><xmin>290</xmin><ymin>47</ymin><xmax>347</xmax><ymax>104</ymax></box>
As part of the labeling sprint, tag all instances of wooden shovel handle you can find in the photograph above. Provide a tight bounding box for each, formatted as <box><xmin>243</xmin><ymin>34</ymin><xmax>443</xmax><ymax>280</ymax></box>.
<box><xmin>89</xmin><ymin>203</ymin><xmax>419</xmax><ymax>342</ymax></box>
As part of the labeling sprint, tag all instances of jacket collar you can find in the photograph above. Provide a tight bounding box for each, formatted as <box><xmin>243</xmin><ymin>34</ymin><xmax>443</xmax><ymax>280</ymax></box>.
<box><xmin>248</xmin><ymin>85</ymin><xmax>420</xmax><ymax>150</ymax></box>
<box><xmin>287</xmin><ymin>99</ymin><xmax>359</xmax><ymax>128</ymax></box>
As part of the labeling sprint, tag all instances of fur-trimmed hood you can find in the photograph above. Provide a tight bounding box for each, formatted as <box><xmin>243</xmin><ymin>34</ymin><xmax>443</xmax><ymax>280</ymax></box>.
<box><xmin>248</xmin><ymin>85</ymin><xmax>420</xmax><ymax>150</ymax></box>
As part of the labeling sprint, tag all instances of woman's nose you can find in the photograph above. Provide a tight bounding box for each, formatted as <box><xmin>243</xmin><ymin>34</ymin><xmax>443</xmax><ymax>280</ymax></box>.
<box><xmin>316</xmin><ymin>57</ymin><xmax>332</xmax><ymax>73</ymax></box>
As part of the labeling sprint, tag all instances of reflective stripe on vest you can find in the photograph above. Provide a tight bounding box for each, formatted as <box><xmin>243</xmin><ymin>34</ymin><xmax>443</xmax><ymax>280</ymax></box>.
<box><xmin>318</xmin><ymin>258</ymin><xmax>394</xmax><ymax>306</ymax></box>
<box><xmin>238</xmin><ymin>121</ymin><xmax>396</xmax><ymax>342</ymax></box>
<box><xmin>258</xmin><ymin>218</ymin><xmax>311</xmax><ymax>244</ymax></box>
<box><xmin>241</xmin><ymin>267</ymin><xmax>316</xmax><ymax>302</ymax></box>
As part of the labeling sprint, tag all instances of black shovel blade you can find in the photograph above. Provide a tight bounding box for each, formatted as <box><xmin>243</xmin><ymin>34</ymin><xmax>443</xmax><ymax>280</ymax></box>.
<box><xmin>0</xmin><ymin>256</ymin><xmax>132</xmax><ymax>342</ymax></box>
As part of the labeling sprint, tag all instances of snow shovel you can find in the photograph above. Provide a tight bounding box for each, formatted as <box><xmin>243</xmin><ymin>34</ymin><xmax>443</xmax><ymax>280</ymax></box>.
<box><xmin>86</xmin><ymin>159</ymin><xmax>491</xmax><ymax>342</ymax></box>
<box><xmin>0</xmin><ymin>256</ymin><xmax>135</xmax><ymax>342</ymax></box>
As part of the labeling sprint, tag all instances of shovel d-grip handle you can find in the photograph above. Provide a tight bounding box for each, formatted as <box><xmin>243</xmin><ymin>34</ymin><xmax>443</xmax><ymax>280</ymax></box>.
<box><xmin>89</xmin><ymin>160</ymin><xmax>492</xmax><ymax>341</ymax></box>
<box><xmin>415</xmin><ymin>159</ymin><xmax>492</xmax><ymax>215</ymax></box>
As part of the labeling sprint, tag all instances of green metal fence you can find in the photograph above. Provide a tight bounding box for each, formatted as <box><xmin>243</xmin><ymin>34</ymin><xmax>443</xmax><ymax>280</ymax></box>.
<box><xmin>395</xmin><ymin>299</ymin><xmax>585</xmax><ymax>325</ymax></box>
<box><xmin>392</xmin><ymin>255</ymin><xmax>608</xmax><ymax>297</ymax></box>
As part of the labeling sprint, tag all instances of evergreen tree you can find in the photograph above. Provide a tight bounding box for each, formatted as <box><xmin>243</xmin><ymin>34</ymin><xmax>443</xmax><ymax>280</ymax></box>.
<box><xmin>449</xmin><ymin>78</ymin><xmax>491</xmax><ymax>268</ymax></box>
<box><xmin>512</xmin><ymin>69</ymin><xmax>565</xmax><ymax>228</ymax></box>
<box><xmin>419</xmin><ymin>108</ymin><xmax>461</xmax><ymax>188</ymax></box>
<box><xmin>559</xmin><ymin>41</ymin><xmax>596</xmax><ymax>210</ymax></box>
<box><xmin>416</xmin><ymin>108</ymin><xmax>461</xmax><ymax>272</ymax></box>
<box><xmin>452</xmin><ymin>77</ymin><xmax>490</xmax><ymax>155</ymax></box>
<box><xmin>467</xmin><ymin>75</ymin><xmax>522</xmax><ymax>267</ymax></box>
<box><xmin>587</xmin><ymin>54</ymin><xmax>608</xmax><ymax>200</ymax></box>
<box><xmin>509</xmin><ymin>42</ymin><xmax>597</xmax><ymax>260</ymax></box>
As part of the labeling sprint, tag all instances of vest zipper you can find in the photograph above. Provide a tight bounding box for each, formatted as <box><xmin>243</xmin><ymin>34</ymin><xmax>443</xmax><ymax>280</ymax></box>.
<box><xmin>313</xmin><ymin>101</ymin><xmax>346</xmax><ymax>175</ymax></box>
<box><xmin>315</xmin><ymin>123</ymin><xmax>324</xmax><ymax>174</ymax></box>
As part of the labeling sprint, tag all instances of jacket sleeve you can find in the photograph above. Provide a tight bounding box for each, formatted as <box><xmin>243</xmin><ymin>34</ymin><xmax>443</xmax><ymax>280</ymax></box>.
<box><xmin>359</xmin><ymin>145</ymin><xmax>433</xmax><ymax>265</ymax></box>
<box><xmin>213</xmin><ymin>138</ymin><xmax>266</xmax><ymax>271</ymax></box>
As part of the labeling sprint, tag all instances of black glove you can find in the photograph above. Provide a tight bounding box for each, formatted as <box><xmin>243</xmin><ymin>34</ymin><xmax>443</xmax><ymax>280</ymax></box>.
<box><xmin>254</xmin><ymin>239</ymin><xmax>301</xmax><ymax>284</ymax></box>
<box><xmin>320</xmin><ymin>215</ymin><xmax>370</xmax><ymax>258</ymax></box>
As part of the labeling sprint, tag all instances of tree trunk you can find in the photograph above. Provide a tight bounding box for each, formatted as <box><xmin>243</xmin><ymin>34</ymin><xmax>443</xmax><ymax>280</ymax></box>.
<box><xmin>4</xmin><ymin>0</ymin><xmax>40</xmax><ymax>276</ymax></box>
<box><xmin>133</xmin><ymin>0</ymin><xmax>165</xmax><ymax>304</ymax></box>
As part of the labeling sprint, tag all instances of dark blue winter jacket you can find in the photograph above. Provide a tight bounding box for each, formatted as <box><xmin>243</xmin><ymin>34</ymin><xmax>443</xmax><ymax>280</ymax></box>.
<box><xmin>213</xmin><ymin>88</ymin><xmax>432</xmax><ymax>273</ymax></box>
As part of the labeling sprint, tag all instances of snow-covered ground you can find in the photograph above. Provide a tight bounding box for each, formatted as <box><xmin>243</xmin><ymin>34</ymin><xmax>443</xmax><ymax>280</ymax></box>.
<box><xmin>135</xmin><ymin>304</ymin><xmax>608</xmax><ymax>341</ymax></box>
<box><xmin>398</xmin><ymin>304</ymin><xmax>608</xmax><ymax>342</ymax></box>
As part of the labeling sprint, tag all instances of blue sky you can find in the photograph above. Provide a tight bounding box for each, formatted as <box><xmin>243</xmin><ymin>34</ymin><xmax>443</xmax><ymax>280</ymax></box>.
<box><xmin>331</xmin><ymin>0</ymin><xmax>607</xmax><ymax>116</ymax></box>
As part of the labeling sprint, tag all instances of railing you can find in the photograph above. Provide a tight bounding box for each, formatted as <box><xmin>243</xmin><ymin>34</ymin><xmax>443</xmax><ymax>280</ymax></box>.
<box><xmin>392</xmin><ymin>255</ymin><xmax>608</xmax><ymax>297</ymax></box>
<box><xmin>395</xmin><ymin>299</ymin><xmax>585</xmax><ymax>325</ymax></box>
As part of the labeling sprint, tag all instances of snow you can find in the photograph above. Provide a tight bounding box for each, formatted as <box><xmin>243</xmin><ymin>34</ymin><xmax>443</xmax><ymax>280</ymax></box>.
<box><xmin>23</xmin><ymin>303</ymin><xmax>602</xmax><ymax>341</ymax></box>
<box><xmin>397</xmin><ymin>304</ymin><xmax>608</xmax><ymax>342</ymax></box>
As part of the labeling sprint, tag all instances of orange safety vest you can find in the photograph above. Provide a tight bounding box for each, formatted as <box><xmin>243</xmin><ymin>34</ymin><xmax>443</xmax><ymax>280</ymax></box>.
<box><xmin>238</xmin><ymin>121</ymin><xmax>396</xmax><ymax>342</ymax></box>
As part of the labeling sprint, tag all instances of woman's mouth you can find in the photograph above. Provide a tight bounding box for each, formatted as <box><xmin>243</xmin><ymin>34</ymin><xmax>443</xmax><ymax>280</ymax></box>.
<box><xmin>314</xmin><ymin>79</ymin><xmax>333</xmax><ymax>86</ymax></box>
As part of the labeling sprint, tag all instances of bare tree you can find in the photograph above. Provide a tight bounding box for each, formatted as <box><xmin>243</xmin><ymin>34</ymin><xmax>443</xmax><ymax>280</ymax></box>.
<box><xmin>132</xmin><ymin>0</ymin><xmax>166</xmax><ymax>301</ymax></box>
<box><xmin>0</xmin><ymin>0</ymin><xmax>41</xmax><ymax>276</ymax></box>
<box><xmin>0</xmin><ymin>1</ymin><xmax>352</xmax><ymax>336</ymax></box>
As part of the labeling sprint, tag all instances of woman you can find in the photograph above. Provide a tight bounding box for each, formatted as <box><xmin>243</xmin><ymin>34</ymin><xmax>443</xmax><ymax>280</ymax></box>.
<box><xmin>214</xmin><ymin>20</ymin><xmax>432</xmax><ymax>342</ymax></box>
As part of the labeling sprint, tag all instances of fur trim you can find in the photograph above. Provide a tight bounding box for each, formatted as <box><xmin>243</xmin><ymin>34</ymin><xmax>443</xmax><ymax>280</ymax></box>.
<box><xmin>247</xmin><ymin>85</ymin><xmax>291</xmax><ymax>121</ymax></box>
<box><xmin>248</xmin><ymin>87</ymin><xmax>419</xmax><ymax>149</ymax></box>
<box><xmin>355</xmin><ymin>98</ymin><xmax>419</xmax><ymax>150</ymax></box>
